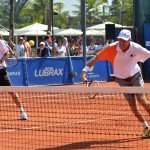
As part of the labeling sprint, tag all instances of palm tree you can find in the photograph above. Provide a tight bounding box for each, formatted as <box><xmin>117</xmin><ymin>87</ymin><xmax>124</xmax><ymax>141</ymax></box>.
<box><xmin>72</xmin><ymin>0</ymin><xmax>109</xmax><ymax>27</ymax></box>
<box><xmin>21</xmin><ymin>0</ymin><xmax>47</xmax><ymax>23</ymax></box>
<box><xmin>21</xmin><ymin>0</ymin><xmax>69</xmax><ymax>28</ymax></box>
<box><xmin>109</xmin><ymin>0</ymin><xmax>133</xmax><ymax>26</ymax></box>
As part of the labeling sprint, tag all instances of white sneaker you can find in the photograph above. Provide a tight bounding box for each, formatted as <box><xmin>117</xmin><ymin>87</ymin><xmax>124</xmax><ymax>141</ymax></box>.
<box><xmin>20</xmin><ymin>111</ymin><xmax>28</xmax><ymax>120</ymax></box>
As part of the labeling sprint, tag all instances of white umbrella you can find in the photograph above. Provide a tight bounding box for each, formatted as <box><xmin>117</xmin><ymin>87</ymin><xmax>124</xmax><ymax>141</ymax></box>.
<box><xmin>16</xmin><ymin>23</ymin><xmax>59</xmax><ymax>47</ymax></box>
<box><xmin>22</xmin><ymin>30</ymin><xmax>47</xmax><ymax>36</ymax></box>
<box><xmin>17</xmin><ymin>23</ymin><xmax>48</xmax><ymax>31</ymax></box>
<box><xmin>0</xmin><ymin>30</ymin><xmax>10</xmax><ymax>36</ymax></box>
<box><xmin>87</xmin><ymin>22</ymin><xmax>125</xmax><ymax>30</ymax></box>
<box><xmin>55</xmin><ymin>28</ymin><xmax>83</xmax><ymax>36</ymax></box>
<box><xmin>86</xmin><ymin>29</ymin><xmax>105</xmax><ymax>36</ymax></box>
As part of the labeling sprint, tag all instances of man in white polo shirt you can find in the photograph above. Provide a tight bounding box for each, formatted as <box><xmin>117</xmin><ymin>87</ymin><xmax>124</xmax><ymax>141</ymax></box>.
<box><xmin>80</xmin><ymin>29</ymin><xmax>150</xmax><ymax>138</ymax></box>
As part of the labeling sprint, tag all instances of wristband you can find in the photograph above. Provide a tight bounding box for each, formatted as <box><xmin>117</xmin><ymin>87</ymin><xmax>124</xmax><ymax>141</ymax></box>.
<box><xmin>82</xmin><ymin>66</ymin><xmax>90</xmax><ymax>72</ymax></box>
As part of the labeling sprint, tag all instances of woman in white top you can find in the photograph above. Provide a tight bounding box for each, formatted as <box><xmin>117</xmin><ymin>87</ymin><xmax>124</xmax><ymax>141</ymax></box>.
<box><xmin>54</xmin><ymin>39</ymin><xmax>66</xmax><ymax>57</ymax></box>
<box><xmin>62</xmin><ymin>37</ymin><xmax>68</xmax><ymax>49</ymax></box>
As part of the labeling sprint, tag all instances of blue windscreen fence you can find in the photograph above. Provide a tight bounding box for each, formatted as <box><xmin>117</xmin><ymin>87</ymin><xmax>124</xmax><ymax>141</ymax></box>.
<box><xmin>7</xmin><ymin>56</ymin><xmax>113</xmax><ymax>86</ymax></box>
<box><xmin>143</xmin><ymin>23</ymin><xmax>150</xmax><ymax>80</ymax></box>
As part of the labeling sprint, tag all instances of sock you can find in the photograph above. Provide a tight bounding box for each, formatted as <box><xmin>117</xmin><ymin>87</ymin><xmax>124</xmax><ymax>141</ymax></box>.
<box><xmin>143</xmin><ymin>121</ymin><xmax>149</xmax><ymax>128</ymax></box>
<box><xmin>20</xmin><ymin>106</ymin><xmax>24</xmax><ymax>112</ymax></box>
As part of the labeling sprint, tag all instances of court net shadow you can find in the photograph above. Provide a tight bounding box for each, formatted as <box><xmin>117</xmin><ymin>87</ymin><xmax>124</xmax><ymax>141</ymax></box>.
<box><xmin>36</xmin><ymin>137</ymin><xmax>146</xmax><ymax>150</ymax></box>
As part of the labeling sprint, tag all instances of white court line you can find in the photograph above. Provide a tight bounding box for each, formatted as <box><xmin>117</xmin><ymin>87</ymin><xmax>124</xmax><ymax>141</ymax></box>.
<box><xmin>0</xmin><ymin>114</ymin><xmax>131</xmax><ymax>133</ymax></box>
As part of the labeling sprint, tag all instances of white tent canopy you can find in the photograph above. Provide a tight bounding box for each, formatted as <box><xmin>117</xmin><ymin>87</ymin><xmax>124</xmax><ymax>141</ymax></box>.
<box><xmin>15</xmin><ymin>23</ymin><xmax>59</xmax><ymax>48</ymax></box>
<box><xmin>17</xmin><ymin>23</ymin><xmax>46</xmax><ymax>31</ymax></box>
<box><xmin>21</xmin><ymin>30</ymin><xmax>47</xmax><ymax>36</ymax></box>
<box><xmin>0</xmin><ymin>29</ymin><xmax>10</xmax><ymax>36</ymax></box>
<box><xmin>87</xmin><ymin>22</ymin><xmax>126</xmax><ymax>30</ymax></box>
<box><xmin>86</xmin><ymin>29</ymin><xmax>105</xmax><ymax>36</ymax></box>
<box><xmin>55</xmin><ymin>28</ymin><xmax>83</xmax><ymax>36</ymax></box>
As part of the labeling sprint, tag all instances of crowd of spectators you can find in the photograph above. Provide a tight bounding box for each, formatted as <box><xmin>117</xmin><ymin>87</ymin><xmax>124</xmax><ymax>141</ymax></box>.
<box><xmin>35</xmin><ymin>31</ymin><xmax>106</xmax><ymax>58</ymax></box>
<box><xmin>0</xmin><ymin>31</ymin><xmax>107</xmax><ymax>58</ymax></box>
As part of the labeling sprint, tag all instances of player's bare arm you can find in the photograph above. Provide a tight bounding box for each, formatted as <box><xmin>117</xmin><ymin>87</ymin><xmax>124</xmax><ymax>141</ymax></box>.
<box><xmin>80</xmin><ymin>54</ymin><xmax>99</xmax><ymax>82</ymax></box>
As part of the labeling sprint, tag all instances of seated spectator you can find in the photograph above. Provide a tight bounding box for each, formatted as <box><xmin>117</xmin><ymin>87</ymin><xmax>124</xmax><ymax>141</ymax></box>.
<box><xmin>95</xmin><ymin>37</ymin><xmax>106</xmax><ymax>53</ymax></box>
<box><xmin>87</xmin><ymin>38</ymin><xmax>98</xmax><ymax>55</ymax></box>
<box><xmin>37</xmin><ymin>42</ymin><xmax>50</xmax><ymax>57</ymax></box>
<box><xmin>54</xmin><ymin>39</ymin><xmax>66</xmax><ymax>57</ymax></box>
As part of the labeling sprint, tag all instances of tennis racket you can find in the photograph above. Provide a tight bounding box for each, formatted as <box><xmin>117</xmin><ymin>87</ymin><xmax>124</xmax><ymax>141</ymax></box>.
<box><xmin>0</xmin><ymin>54</ymin><xmax>18</xmax><ymax>69</ymax></box>
<box><xmin>85</xmin><ymin>80</ymin><xmax>99</xmax><ymax>99</ymax></box>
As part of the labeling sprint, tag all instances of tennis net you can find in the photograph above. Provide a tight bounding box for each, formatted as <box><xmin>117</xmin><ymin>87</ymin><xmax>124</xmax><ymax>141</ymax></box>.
<box><xmin>0</xmin><ymin>86</ymin><xmax>150</xmax><ymax>150</ymax></box>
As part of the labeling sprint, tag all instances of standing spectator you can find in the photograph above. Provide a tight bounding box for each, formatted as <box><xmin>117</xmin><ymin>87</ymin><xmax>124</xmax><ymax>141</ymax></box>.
<box><xmin>62</xmin><ymin>37</ymin><xmax>68</xmax><ymax>49</ymax></box>
<box><xmin>44</xmin><ymin>35</ymin><xmax>52</xmax><ymax>54</ymax></box>
<box><xmin>95</xmin><ymin>37</ymin><xmax>106</xmax><ymax>53</ymax></box>
<box><xmin>77</xmin><ymin>34</ymin><xmax>82</xmax><ymax>42</ymax></box>
<box><xmin>87</xmin><ymin>38</ymin><xmax>98</xmax><ymax>55</ymax></box>
<box><xmin>46</xmin><ymin>31</ymin><xmax>52</xmax><ymax>45</ymax></box>
<box><xmin>68</xmin><ymin>39</ymin><xmax>76</xmax><ymax>56</ymax></box>
<box><xmin>22</xmin><ymin>35</ymin><xmax>31</xmax><ymax>57</ymax></box>
<box><xmin>37</xmin><ymin>42</ymin><xmax>50</xmax><ymax>57</ymax></box>
<box><xmin>54</xmin><ymin>39</ymin><xmax>66</xmax><ymax>57</ymax></box>
<box><xmin>76</xmin><ymin>39</ymin><xmax>88</xmax><ymax>56</ymax></box>
<box><xmin>13</xmin><ymin>37</ymin><xmax>27</xmax><ymax>58</ymax></box>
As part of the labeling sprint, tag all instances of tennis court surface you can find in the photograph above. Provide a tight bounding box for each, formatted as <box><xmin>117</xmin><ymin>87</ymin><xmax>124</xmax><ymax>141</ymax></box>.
<box><xmin>0</xmin><ymin>83</ymin><xmax>150</xmax><ymax>150</ymax></box>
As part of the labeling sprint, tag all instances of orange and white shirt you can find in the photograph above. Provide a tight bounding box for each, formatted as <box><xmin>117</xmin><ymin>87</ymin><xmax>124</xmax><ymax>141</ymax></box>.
<box><xmin>97</xmin><ymin>41</ymin><xmax>150</xmax><ymax>79</ymax></box>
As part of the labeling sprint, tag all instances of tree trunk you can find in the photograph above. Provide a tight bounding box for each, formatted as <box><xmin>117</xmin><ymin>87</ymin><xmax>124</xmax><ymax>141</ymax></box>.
<box><xmin>46</xmin><ymin>0</ymin><xmax>52</xmax><ymax>31</ymax></box>
<box><xmin>120</xmin><ymin>0</ymin><xmax>126</xmax><ymax>25</ymax></box>
<box><xmin>10</xmin><ymin>0</ymin><xmax>14</xmax><ymax>43</ymax></box>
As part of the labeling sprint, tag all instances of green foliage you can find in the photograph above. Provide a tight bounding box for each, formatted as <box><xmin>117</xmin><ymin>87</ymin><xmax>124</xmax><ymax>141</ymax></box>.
<box><xmin>0</xmin><ymin>0</ymin><xmax>134</xmax><ymax>29</ymax></box>
<box><xmin>109</xmin><ymin>0</ymin><xmax>133</xmax><ymax>26</ymax></box>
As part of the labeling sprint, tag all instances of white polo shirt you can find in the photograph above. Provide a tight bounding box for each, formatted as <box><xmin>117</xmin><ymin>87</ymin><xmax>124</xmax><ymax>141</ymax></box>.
<box><xmin>0</xmin><ymin>40</ymin><xmax>9</xmax><ymax>68</ymax></box>
<box><xmin>97</xmin><ymin>41</ymin><xmax>150</xmax><ymax>79</ymax></box>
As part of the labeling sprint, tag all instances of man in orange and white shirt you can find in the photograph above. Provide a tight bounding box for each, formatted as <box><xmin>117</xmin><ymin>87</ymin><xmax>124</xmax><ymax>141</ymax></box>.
<box><xmin>80</xmin><ymin>29</ymin><xmax>150</xmax><ymax>138</ymax></box>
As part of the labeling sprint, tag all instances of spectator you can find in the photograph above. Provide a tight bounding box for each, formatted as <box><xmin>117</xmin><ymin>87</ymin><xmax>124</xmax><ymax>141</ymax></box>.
<box><xmin>77</xmin><ymin>34</ymin><xmax>82</xmax><ymax>42</ymax></box>
<box><xmin>14</xmin><ymin>37</ymin><xmax>27</xmax><ymax>58</ymax></box>
<box><xmin>44</xmin><ymin>35</ymin><xmax>52</xmax><ymax>54</ymax></box>
<box><xmin>53</xmin><ymin>37</ymin><xmax>57</xmax><ymax>48</ymax></box>
<box><xmin>95</xmin><ymin>37</ymin><xmax>106</xmax><ymax>53</ymax></box>
<box><xmin>54</xmin><ymin>39</ymin><xmax>66</xmax><ymax>57</ymax></box>
<box><xmin>37</xmin><ymin>42</ymin><xmax>50</xmax><ymax>57</ymax></box>
<box><xmin>87</xmin><ymin>38</ymin><xmax>98</xmax><ymax>55</ymax></box>
<box><xmin>22</xmin><ymin>35</ymin><xmax>31</xmax><ymax>57</ymax></box>
<box><xmin>62</xmin><ymin>37</ymin><xmax>68</xmax><ymax>49</ymax></box>
<box><xmin>47</xmin><ymin>31</ymin><xmax>52</xmax><ymax>45</ymax></box>
<box><xmin>68</xmin><ymin>38</ymin><xmax>76</xmax><ymax>56</ymax></box>
<box><xmin>76</xmin><ymin>39</ymin><xmax>88</xmax><ymax>56</ymax></box>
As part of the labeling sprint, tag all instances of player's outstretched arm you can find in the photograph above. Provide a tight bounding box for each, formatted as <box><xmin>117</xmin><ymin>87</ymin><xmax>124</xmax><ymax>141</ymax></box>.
<box><xmin>80</xmin><ymin>55</ymin><xmax>99</xmax><ymax>82</ymax></box>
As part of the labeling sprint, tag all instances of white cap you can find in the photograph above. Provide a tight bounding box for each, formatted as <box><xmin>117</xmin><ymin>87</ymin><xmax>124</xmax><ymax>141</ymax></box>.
<box><xmin>117</xmin><ymin>29</ymin><xmax>131</xmax><ymax>41</ymax></box>
<box><xmin>40</xmin><ymin>42</ymin><xmax>45</xmax><ymax>45</ymax></box>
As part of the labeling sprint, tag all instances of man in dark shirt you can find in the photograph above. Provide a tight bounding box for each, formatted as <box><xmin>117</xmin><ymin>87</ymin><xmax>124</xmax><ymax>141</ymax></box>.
<box><xmin>37</xmin><ymin>42</ymin><xmax>50</xmax><ymax>57</ymax></box>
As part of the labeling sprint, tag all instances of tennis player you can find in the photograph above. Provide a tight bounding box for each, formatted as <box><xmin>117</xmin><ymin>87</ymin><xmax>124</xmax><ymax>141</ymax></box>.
<box><xmin>0</xmin><ymin>39</ymin><xmax>28</xmax><ymax>120</ymax></box>
<box><xmin>80</xmin><ymin>29</ymin><xmax>150</xmax><ymax>138</ymax></box>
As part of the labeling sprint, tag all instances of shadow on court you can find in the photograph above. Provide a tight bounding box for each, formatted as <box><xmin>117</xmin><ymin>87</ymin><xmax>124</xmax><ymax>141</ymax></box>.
<box><xmin>36</xmin><ymin>137</ymin><xmax>147</xmax><ymax>150</ymax></box>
